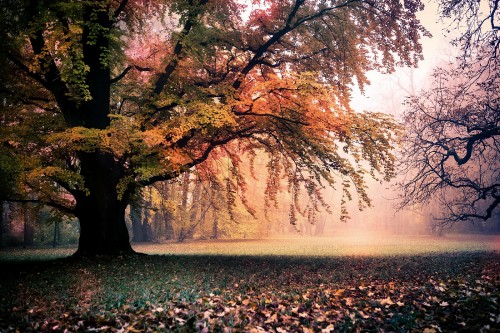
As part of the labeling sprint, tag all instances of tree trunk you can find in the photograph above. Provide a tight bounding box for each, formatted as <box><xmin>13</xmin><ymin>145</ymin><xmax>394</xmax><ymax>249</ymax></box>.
<box><xmin>142</xmin><ymin>197</ymin><xmax>152</xmax><ymax>242</ymax></box>
<box><xmin>73</xmin><ymin>152</ymin><xmax>134</xmax><ymax>256</ymax></box>
<box><xmin>130</xmin><ymin>200</ymin><xmax>144</xmax><ymax>242</ymax></box>
<box><xmin>157</xmin><ymin>182</ymin><xmax>174</xmax><ymax>240</ymax></box>
<box><xmin>52</xmin><ymin>220</ymin><xmax>60</xmax><ymax>248</ymax></box>
<box><xmin>23</xmin><ymin>203</ymin><xmax>34</xmax><ymax>248</ymax></box>
<box><xmin>186</xmin><ymin>180</ymin><xmax>202</xmax><ymax>239</ymax></box>
<box><xmin>177</xmin><ymin>172</ymin><xmax>191</xmax><ymax>242</ymax></box>
<box><xmin>314</xmin><ymin>216</ymin><xmax>326</xmax><ymax>236</ymax></box>
<box><xmin>74</xmin><ymin>193</ymin><xmax>133</xmax><ymax>255</ymax></box>
<box><xmin>66</xmin><ymin>4</ymin><xmax>133</xmax><ymax>256</ymax></box>
<box><xmin>211</xmin><ymin>214</ymin><xmax>219</xmax><ymax>239</ymax></box>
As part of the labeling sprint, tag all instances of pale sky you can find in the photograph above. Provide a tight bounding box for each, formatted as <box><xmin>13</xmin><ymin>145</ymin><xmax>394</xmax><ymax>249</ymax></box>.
<box><xmin>350</xmin><ymin>0</ymin><xmax>458</xmax><ymax>115</ymax></box>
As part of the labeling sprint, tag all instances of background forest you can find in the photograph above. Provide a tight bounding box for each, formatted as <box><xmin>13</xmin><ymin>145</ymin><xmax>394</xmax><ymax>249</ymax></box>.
<box><xmin>2</xmin><ymin>161</ymin><xmax>499</xmax><ymax>248</ymax></box>
<box><xmin>0</xmin><ymin>1</ymin><xmax>498</xmax><ymax>331</ymax></box>
<box><xmin>0</xmin><ymin>0</ymin><xmax>498</xmax><ymax>250</ymax></box>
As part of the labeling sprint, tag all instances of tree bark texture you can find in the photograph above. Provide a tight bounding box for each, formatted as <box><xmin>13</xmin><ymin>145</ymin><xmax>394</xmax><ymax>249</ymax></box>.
<box><xmin>73</xmin><ymin>152</ymin><xmax>133</xmax><ymax>256</ymax></box>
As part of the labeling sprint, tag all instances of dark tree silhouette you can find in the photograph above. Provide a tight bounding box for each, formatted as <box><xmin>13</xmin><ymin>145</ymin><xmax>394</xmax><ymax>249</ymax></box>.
<box><xmin>399</xmin><ymin>0</ymin><xmax>499</xmax><ymax>225</ymax></box>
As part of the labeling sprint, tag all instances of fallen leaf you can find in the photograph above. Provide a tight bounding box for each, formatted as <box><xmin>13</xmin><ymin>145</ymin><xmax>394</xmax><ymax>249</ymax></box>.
<box><xmin>379</xmin><ymin>297</ymin><xmax>394</xmax><ymax>306</ymax></box>
<box><xmin>334</xmin><ymin>289</ymin><xmax>345</xmax><ymax>297</ymax></box>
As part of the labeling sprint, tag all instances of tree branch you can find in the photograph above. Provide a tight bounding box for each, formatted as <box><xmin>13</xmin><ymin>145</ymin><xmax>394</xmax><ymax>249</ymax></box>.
<box><xmin>111</xmin><ymin>66</ymin><xmax>132</xmax><ymax>84</ymax></box>
<box><xmin>110</xmin><ymin>65</ymin><xmax>152</xmax><ymax>84</ymax></box>
<box><xmin>152</xmin><ymin>0</ymin><xmax>209</xmax><ymax>96</ymax></box>
<box><xmin>0</xmin><ymin>196</ymin><xmax>75</xmax><ymax>215</ymax></box>
<box><xmin>448</xmin><ymin>126</ymin><xmax>500</xmax><ymax>165</ymax></box>
<box><xmin>490</xmin><ymin>0</ymin><xmax>499</xmax><ymax>30</ymax></box>
<box><xmin>232</xmin><ymin>0</ymin><xmax>360</xmax><ymax>89</ymax></box>
<box><xmin>139</xmin><ymin>128</ymin><xmax>256</xmax><ymax>186</ymax></box>
<box><xmin>113</xmin><ymin>0</ymin><xmax>129</xmax><ymax>20</ymax></box>
<box><xmin>6</xmin><ymin>54</ymin><xmax>51</xmax><ymax>91</ymax></box>
<box><xmin>26</xmin><ymin>26</ymin><xmax>80</xmax><ymax>125</ymax></box>
<box><xmin>233</xmin><ymin>110</ymin><xmax>310</xmax><ymax>126</ymax></box>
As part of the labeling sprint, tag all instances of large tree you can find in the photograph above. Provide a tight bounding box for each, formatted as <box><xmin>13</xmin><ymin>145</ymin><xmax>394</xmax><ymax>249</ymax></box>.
<box><xmin>399</xmin><ymin>0</ymin><xmax>499</xmax><ymax>225</ymax></box>
<box><xmin>0</xmin><ymin>0</ymin><xmax>426</xmax><ymax>255</ymax></box>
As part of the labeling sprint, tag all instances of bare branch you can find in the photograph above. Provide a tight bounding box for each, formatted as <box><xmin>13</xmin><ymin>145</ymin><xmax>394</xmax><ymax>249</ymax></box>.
<box><xmin>111</xmin><ymin>65</ymin><xmax>152</xmax><ymax>84</ymax></box>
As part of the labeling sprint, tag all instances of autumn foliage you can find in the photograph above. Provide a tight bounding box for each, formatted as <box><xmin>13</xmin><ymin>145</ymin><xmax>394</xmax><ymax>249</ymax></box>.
<box><xmin>0</xmin><ymin>0</ymin><xmax>427</xmax><ymax>254</ymax></box>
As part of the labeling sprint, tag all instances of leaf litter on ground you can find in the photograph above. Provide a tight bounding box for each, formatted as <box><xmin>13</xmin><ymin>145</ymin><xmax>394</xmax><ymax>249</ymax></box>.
<box><xmin>0</xmin><ymin>248</ymin><xmax>499</xmax><ymax>332</ymax></box>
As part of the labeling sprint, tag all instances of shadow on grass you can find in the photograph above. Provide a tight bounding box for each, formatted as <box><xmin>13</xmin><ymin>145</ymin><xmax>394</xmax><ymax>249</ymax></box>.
<box><xmin>1</xmin><ymin>251</ymin><xmax>498</xmax><ymax>332</ymax></box>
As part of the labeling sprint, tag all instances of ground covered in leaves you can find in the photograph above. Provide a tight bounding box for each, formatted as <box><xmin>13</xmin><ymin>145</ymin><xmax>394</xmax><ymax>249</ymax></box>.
<box><xmin>1</xmin><ymin>247</ymin><xmax>499</xmax><ymax>332</ymax></box>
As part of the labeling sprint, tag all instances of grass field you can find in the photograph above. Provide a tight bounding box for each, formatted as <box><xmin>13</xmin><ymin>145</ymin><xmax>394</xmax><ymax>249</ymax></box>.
<box><xmin>0</xmin><ymin>234</ymin><xmax>499</xmax><ymax>332</ymax></box>
<box><xmin>134</xmin><ymin>233</ymin><xmax>500</xmax><ymax>256</ymax></box>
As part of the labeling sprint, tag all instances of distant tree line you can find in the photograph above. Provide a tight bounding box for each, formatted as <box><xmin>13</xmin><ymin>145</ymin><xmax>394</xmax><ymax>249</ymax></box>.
<box><xmin>0</xmin><ymin>202</ymin><xmax>79</xmax><ymax>248</ymax></box>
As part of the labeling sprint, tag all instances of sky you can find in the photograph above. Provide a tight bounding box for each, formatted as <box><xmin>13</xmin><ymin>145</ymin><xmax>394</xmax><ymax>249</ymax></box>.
<box><xmin>350</xmin><ymin>0</ymin><xmax>458</xmax><ymax>114</ymax></box>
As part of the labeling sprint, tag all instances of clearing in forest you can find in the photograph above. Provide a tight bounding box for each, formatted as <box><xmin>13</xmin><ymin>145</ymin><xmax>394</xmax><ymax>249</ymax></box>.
<box><xmin>0</xmin><ymin>235</ymin><xmax>499</xmax><ymax>332</ymax></box>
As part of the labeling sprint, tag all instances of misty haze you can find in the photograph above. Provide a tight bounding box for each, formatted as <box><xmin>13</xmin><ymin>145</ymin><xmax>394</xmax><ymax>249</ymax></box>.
<box><xmin>0</xmin><ymin>0</ymin><xmax>498</xmax><ymax>332</ymax></box>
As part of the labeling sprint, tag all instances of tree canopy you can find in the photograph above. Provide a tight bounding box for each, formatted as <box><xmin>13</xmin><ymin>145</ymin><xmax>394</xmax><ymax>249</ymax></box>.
<box><xmin>0</xmin><ymin>0</ymin><xmax>427</xmax><ymax>255</ymax></box>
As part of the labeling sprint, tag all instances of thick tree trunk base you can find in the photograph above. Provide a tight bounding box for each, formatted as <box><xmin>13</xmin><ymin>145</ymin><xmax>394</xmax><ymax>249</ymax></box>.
<box><xmin>74</xmin><ymin>193</ymin><xmax>135</xmax><ymax>257</ymax></box>
<box><xmin>72</xmin><ymin>150</ymin><xmax>137</xmax><ymax>257</ymax></box>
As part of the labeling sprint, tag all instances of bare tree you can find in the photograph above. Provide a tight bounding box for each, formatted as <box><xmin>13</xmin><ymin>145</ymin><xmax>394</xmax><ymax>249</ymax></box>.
<box><xmin>438</xmin><ymin>0</ymin><xmax>499</xmax><ymax>61</ymax></box>
<box><xmin>399</xmin><ymin>47</ymin><xmax>499</xmax><ymax>224</ymax></box>
<box><xmin>398</xmin><ymin>0</ymin><xmax>499</xmax><ymax>227</ymax></box>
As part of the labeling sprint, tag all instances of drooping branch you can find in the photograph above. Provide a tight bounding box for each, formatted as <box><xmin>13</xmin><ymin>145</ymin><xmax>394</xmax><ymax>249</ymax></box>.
<box><xmin>399</xmin><ymin>53</ymin><xmax>499</xmax><ymax>224</ymax></box>
<box><xmin>233</xmin><ymin>111</ymin><xmax>310</xmax><ymax>127</ymax></box>
<box><xmin>443</xmin><ymin>188</ymin><xmax>499</xmax><ymax>222</ymax></box>
<box><xmin>0</xmin><ymin>196</ymin><xmax>75</xmax><ymax>215</ymax></box>
<box><xmin>139</xmin><ymin>127</ymin><xmax>256</xmax><ymax>187</ymax></box>
<box><xmin>232</xmin><ymin>0</ymin><xmax>361</xmax><ymax>89</ymax></box>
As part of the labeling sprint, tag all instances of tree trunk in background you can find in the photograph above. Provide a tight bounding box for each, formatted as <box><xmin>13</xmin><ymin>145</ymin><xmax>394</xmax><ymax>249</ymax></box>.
<box><xmin>314</xmin><ymin>217</ymin><xmax>326</xmax><ymax>236</ymax></box>
<box><xmin>165</xmin><ymin>218</ymin><xmax>174</xmax><ymax>240</ymax></box>
<box><xmin>186</xmin><ymin>180</ymin><xmax>202</xmax><ymax>239</ymax></box>
<box><xmin>189</xmin><ymin>182</ymin><xmax>200</xmax><ymax>224</ymax></box>
<box><xmin>52</xmin><ymin>220</ymin><xmax>60</xmax><ymax>248</ymax></box>
<box><xmin>181</xmin><ymin>172</ymin><xmax>190</xmax><ymax>209</ymax></box>
<box><xmin>22</xmin><ymin>203</ymin><xmax>34</xmax><ymax>248</ymax></box>
<box><xmin>212</xmin><ymin>214</ymin><xmax>219</xmax><ymax>239</ymax></box>
<box><xmin>142</xmin><ymin>196</ymin><xmax>153</xmax><ymax>242</ymax></box>
<box><xmin>130</xmin><ymin>200</ymin><xmax>144</xmax><ymax>242</ymax></box>
<box><xmin>177</xmin><ymin>172</ymin><xmax>191</xmax><ymax>242</ymax></box>
<box><xmin>152</xmin><ymin>211</ymin><xmax>162</xmax><ymax>242</ymax></box>
<box><xmin>156</xmin><ymin>181</ymin><xmax>174</xmax><ymax>240</ymax></box>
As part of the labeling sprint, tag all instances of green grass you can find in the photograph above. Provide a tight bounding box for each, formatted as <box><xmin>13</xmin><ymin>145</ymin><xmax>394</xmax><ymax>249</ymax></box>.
<box><xmin>134</xmin><ymin>233</ymin><xmax>500</xmax><ymax>257</ymax></box>
<box><xmin>0</xmin><ymin>235</ymin><xmax>499</xmax><ymax>332</ymax></box>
